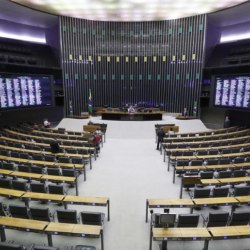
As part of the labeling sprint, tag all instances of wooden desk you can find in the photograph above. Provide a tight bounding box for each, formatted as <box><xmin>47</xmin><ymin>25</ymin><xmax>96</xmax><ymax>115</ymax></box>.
<box><xmin>146</xmin><ymin>198</ymin><xmax>194</xmax><ymax>222</ymax></box>
<box><xmin>218</xmin><ymin>176</ymin><xmax>250</xmax><ymax>184</ymax></box>
<box><xmin>151</xmin><ymin>227</ymin><xmax>211</xmax><ymax>250</ymax></box>
<box><xmin>235</xmin><ymin>195</ymin><xmax>250</xmax><ymax>205</ymax></box>
<box><xmin>10</xmin><ymin>171</ymin><xmax>42</xmax><ymax>180</ymax></box>
<box><xmin>45</xmin><ymin>222</ymin><xmax>103</xmax><ymax>250</ymax></box>
<box><xmin>0</xmin><ymin>169</ymin><xmax>13</xmax><ymax>176</ymax></box>
<box><xmin>0</xmin><ymin>188</ymin><xmax>25</xmax><ymax>198</ymax></box>
<box><xmin>200</xmin><ymin>179</ymin><xmax>221</xmax><ymax>185</ymax></box>
<box><xmin>63</xmin><ymin>195</ymin><xmax>110</xmax><ymax>221</ymax></box>
<box><xmin>209</xmin><ymin>225</ymin><xmax>250</xmax><ymax>239</ymax></box>
<box><xmin>0</xmin><ymin>216</ymin><xmax>48</xmax><ymax>242</ymax></box>
<box><xmin>22</xmin><ymin>192</ymin><xmax>65</xmax><ymax>207</ymax></box>
<box><xmin>192</xmin><ymin>197</ymin><xmax>238</xmax><ymax>213</ymax></box>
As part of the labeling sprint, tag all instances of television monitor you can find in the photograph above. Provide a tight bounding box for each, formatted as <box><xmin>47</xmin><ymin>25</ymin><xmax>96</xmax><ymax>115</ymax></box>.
<box><xmin>159</xmin><ymin>213</ymin><xmax>176</xmax><ymax>228</ymax></box>
<box><xmin>213</xmin><ymin>75</ymin><xmax>250</xmax><ymax>109</ymax></box>
<box><xmin>0</xmin><ymin>73</ymin><xmax>54</xmax><ymax>110</ymax></box>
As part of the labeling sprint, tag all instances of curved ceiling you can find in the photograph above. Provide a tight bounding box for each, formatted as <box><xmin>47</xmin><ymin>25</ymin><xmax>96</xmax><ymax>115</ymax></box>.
<box><xmin>10</xmin><ymin>0</ymin><xmax>249</xmax><ymax>22</ymax></box>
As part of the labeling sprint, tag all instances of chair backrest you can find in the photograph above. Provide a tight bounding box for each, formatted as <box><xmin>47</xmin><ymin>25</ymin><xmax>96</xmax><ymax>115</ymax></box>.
<box><xmin>233</xmin><ymin>170</ymin><xmax>246</xmax><ymax>177</ymax></box>
<box><xmin>30</xmin><ymin>207</ymin><xmax>51</xmax><ymax>222</ymax></box>
<box><xmin>46</xmin><ymin>168</ymin><xmax>61</xmax><ymax>176</ymax></box>
<box><xmin>177</xmin><ymin>214</ymin><xmax>199</xmax><ymax>227</ymax></box>
<box><xmin>0</xmin><ymin>242</ymin><xmax>24</xmax><ymax>250</ymax></box>
<box><xmin>190</xmin><ymin>160</ymin><xmax>203</xmax><ymax>166</ymax></box>
<box><xmin>212</xmin><ymin>186</ymin><xmax>229</xmax><ymax>197</ymax></box>
<box><xmin>80</xmin><ymin>212</ymin><xmax>104</xmax><ymax>226</ymax></box>
<box><xmin>200</xmin><ymin>171</ymin><xmax>214</xmax><ymax>179</ymax></box>
<box><xmin>234</xmin><ymin>157</ymin><xmax>245</xmax><ymax>164</ymax></box>
<box><xmin>234</xmin><ymin>186</ymin><xmax>250</xmax><ymax>196</ymax></box>
<box><xmin>62</xmin><ymin>169</ymin><xmax>76</xmax><ymax>177</ymax></box>
<box><xmin>18</xmin><ymin>165</ymin><xmax>30</xmax><ymax>172</ymax></box>
<box><xmin>9</xmin><ymin>204</ymin><xmax>29</xmax><ymax>219</ymax></box>
<box><xmin>2</xmin><ymin>162</ymin><xmax>15</xmax><ymax>170</ymax></box>
<box><xmin>206</xmin><ymin>159</ymin><xmax>218</xmax><ymax>165</ymax></box>
<box><xmin>57</xmin><ymin>209</ymin><xmax>78</xmax><ymax>224</ymax></box>
<box><xmin>218</xmin><ymin>170</ymin><xmax>232</xmax><ymax>178</ymax></box>
<box><xmin>30</xmin><ymin>183</ymin><xmax>47</xmax><ymax>193</ymax></box>
<box><xmin>219</xmin><ymin>158</ymin><xmax>231</xmax><ymax>165</ymax></box>
<box><xmin>44</xmin><ymin>155</ymin><xmax>55</xmax><ymax>162</ymax></box>
<box><xmin>207</xmin><ymin>212</ymin><xmax>229</xmax><ymax>227</ymax></box>
<box><xmin>12</xmin><ymin>180</ymin><xmax>27</xmax><ymax>191</ymax></box>
<box><xmin>48</xmin><ymin>184</ymin><xmax>64</xmax><ymax>195</ymax></box>
<box><xmin>30</xmin><ymin>166</ymin><xmax>43</xmax><ymax>174</ymax></box>
<box><xmin>58</xmin><ymin>156</ymin><xmax>71</xmax><ymax>164</ymax></box>
<box><xmin>32</xmin><ymin>154</ymin><xmax>44</xmax><ymax>161</ymax></box>
<box><xmin>71</xmin><ymin>157</ymin><xmax>83</xmax><ymax>165</ymax></box>
<box><xmin>0</xmin><ymin>178</ymin><xmax>12</xmax><ymax>189</ymax></box>
<box><xmin>229</xmin><ymin>211</ymin><xmax>250</xmax><ymax>226</ymax></box>
<box><xmin>193</xmin><ymin>187</ymin><xmax>210</xmax><ymax>198</ymax></box>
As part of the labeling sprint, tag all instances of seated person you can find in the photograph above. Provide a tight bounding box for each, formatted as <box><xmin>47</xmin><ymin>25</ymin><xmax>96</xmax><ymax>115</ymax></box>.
<box><xmin>43</xmin><ymin>118</ymin><xmax>51</xmax><ymax>128</ymax></box>
<box><xmin>93</xmin><ymin>132</ymin><xmax>101</xmax><ymax>155</ymax></box>
<box><xmin>183</xmin><ymin>107</ymin><xmax>188</xmax><ymax>117</ymax></box>
<box><xmin>50</xmin><ymin>139</ymin><xmax>60</xmax><ymax>154</ymax></box>
<box><xmin>128</xmin><ymin>105</ymin><xmax>135</xmax><ymax>114</ymax></box>
<box><xmin>168</xmin><ymin>127</ymin><xmax>175</xmax><ymax>137</ymax></box>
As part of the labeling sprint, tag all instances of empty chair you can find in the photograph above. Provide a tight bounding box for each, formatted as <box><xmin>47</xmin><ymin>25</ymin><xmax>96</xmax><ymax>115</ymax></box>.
<box><xmin>48</xmin><ymin>184</ymin><xmax>65</xmax><ymax>195</ymax></box>
<box><xmin>58</xmin><ymin>156</ymin><xmax>71</xmax><ymax>164</ymax></box>
<box><xmin>9</xmin><ymin>204</ymin><xmax>29</xmax><ymax>219</ymax></box>
<box><xmin>0</xmin><ymin>149</ymin><xmax>9</xmax><ymax>156</ymax></box>
<box><xmin>10</xmin><ymin>151</ymin><xmax>19</xmax><ymax>158</ymax></box>
<box><xmin>231</xmin><ymin>148</ymin><xmax>240</xmax><ymax>153</ymax></box>
<box><xmin>74</xmin><ymin>246</ymin><xmax>96</xmax><ymax>250</ymax></box>
<box><xmin>57</xmin><ymin>209</ymin><xmax>78</xmax><ymax>224</ymax></box>
<box><xmin>228</xmin><ymin>211</ymin><xmax>250</xmax><ymax>226</ymax></box>
<box><xmin>192</xmin><ymin>187</ymin><xmax>211</xmax><ymax>198</ymax></box>
<box><xmin>78</xmin><ymin>149</ymin><xmax>89</xmax><ymax>155</ymax></box>
<box><xmin>80</xmin><ymin>211</ymin><xmax>105</xmax><ymax>226</ymax></box>
<box><xmin>243</xmin><ymin>146</ymin><xmax>250</xmax><ymax>152</ymax></box>
<box><xmin>12</xmin><ymin>180</ymin><xmax>28</xmax><ymax>191</ymax></box>
<box><xmin>182</xmin><ymin>151</ymin><xmax>193</xmax><ymax>157</ymax></box>
<box><xmin>206</xmin><ymin>159</ymin><xmax>219</xmax><ymax>165</ymax></box>
<box><xmin>234</xmin><ymin>157</ymin><xmax>245</xmax><ymax>164</ymax></box>
<box><xmin>0</xmin><ymin>178</ymin><xmax>12</xmax><ymax>189</ymax></box>
<box><xmin>205</xmin><ymin>212</ymin><xmax>229</xmax><ymax>227</ymax></box>
<box><xmin>196</xmin><ymin>150</ymin><xmax>208</xmax><ymax>156</ymax></box>
<box><xmin>233</xmin><ymin>170</ymin><xmax>246</xmax><ymax>177</ymax></box>
<box><xmin>219</xmin><ymin>158</ymin><xmax>231</xmax><ymax>165</ymax></box>
<box><xmin>176</xmin><ymin>214</ymin><xmax>199</xmax><ymax>227</ymax></box>
<box><xmin>18</xmin><ymin>165</ymin><xmax>30</xmax><ymax>172</ymax></box>
<box><xmin>246</xmin><ymin>157</ymin><xmax>250</xmax><ymax>163</ymax></box>
<box><xmin>65</xmin><ymin>148</ymin><xmax>78</xmax><ymax>154</ymax></box>
<box><xmin>46</xmin><ymin>168</ymin><xmax>61</xmax><ymax>176</ymax></box>
<box><xmin>30</xmin><ymin>165</ymin><xmax>44</xmax><ymax>174</ymax></box>
<box><xmin>0</xmin><ymin>242</ymin><xmax>25</xmax><ymax>250</ymax></box>
<box><xmin>200</xmin><ymin>171</ymin><xmax>214</xmax><ymax>179</ymax></box>
<box><xmin>44</xmin><ymin>155</ymin><xmax>56</xmax><ymax>162</ymax></box>
<box><xmin>190</xmin><ymin>160</ymin><xmax>203</xmax><ymax>166</ymax></box>
<box><xmin>2</xmin><ymin>162</ymin><xmax>15</xmax><ymax>170</ymax></box>
<box><xmin>176</xmin><ymin>160</ymin><xmax>189</xmax><ymax>167</ymax></box>
<box><xmin>218</xmin><ymin>170</ymin><xmax>232</xmax><ymax>178</ymax></box>
<box><xmin>30</xmin><ymin>207</ymin><xmax>53</xmax><ymax>222</ymax></box>
<box><xmin>71</xmin><ymin>157</ymin><xmax>84</xmax><ymax>165</ymax></box>
<box><xmin>208</xmin><ymin>150</ymin><xmax>219</xmax><ymax>155</ymax></box>
<box><xmin>212</xmin><ymin>186</ymin><xmax>229</xmax><ymax>197</ymax></box>
<box><xmin>30</xmin><ymin>183</ymin><xmax>47</xmax><ymax>193</ymax></box>
<box><xmin>234</xmin><ymin>185</ymin><xmax>250</xmax><ymax>196</ymax></box>
<box><xmin>32</xmin><ymin>154</ymin><xmax>44</xmax><ymax>161</ymax></box>
<box><xmin>19</xmin><ymin>152</ymin><xmax>30</xmax><ymax>159</ymax></box>
<box><xmin>221</xmin><ymin>148</ymin><xmax>231</xmax><ymax>154</ymax></box>
<box><xmin>62</xmin><ymin>169</ymin><xmax>77</xmax><ymax>177</ymax></box>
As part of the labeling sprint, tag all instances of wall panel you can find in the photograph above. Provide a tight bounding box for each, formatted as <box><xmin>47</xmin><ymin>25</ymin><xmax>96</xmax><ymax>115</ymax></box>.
<box><xmin>60</xmin><ymin>16</ymin><xmax>206</xmax><ymax>115</ymax></box>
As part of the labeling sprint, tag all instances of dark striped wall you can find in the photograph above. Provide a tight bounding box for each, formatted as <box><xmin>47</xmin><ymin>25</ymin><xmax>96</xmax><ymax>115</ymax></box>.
<box><xmin>60</xmin><ymin>15</ymin><xmax>206</xmax><ymax>116</ymax></box>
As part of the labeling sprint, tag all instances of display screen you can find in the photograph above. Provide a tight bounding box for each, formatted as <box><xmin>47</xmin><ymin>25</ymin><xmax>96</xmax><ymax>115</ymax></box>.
<box><xmin>214</xmin><ymin>75</ymin><xmax>250</xmax><ymax>109</ymax></box>
<box><xmin>0</xmin><ymin>73</ymin><xmax>53</xmax><ymax>109</ymax></box>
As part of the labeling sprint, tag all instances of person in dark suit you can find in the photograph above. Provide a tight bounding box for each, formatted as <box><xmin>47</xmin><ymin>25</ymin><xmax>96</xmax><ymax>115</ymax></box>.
<box><xmin>157</xmin><ymin>128</ymin><xmax>165</xmax><ymax>150</ymax></box>
<box><xmin>224</xmin><ymin>116</ymin><xmax>231</xmax><ymax>128</ymax></box>
<box><xmin>50</xmin><ymin>139</ymin><xmax>60</xmax><ymax>154</ymax></box>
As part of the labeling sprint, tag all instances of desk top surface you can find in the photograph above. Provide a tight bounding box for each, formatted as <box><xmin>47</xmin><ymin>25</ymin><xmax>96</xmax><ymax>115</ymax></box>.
<box><xmin>148</xmin><ymin>198</ymin><xmax>194</xmax><ymax>206</ymax></box>
<box><xmin>22</xmin><ymin>192</ymin><xmax>65</xmax><ymax>201</ymax></box>
<box><xmin>200</xmin><ymin>179</ymin><xmax>220</xmax><ymax>185</ymax></box>
<box><xmin>153</xmin><ymin>227</ymin><xmax>211</xmax><ymax>239</ymax></box>
<box><xmin>235</xmin><ymin>195</ymin><xmax>250</xmax><ymax>203</ymax></box>
<box><xmin>193</xmin><ymin>197</ymin><xmax>238</xmax><ymax>205</ymax></box>
<box><xmin>45</xmin><ymin>222</ymin><xmax>101</xmax><ymax>236</ymax></box>
<box><xmin>0</xmin><ymin>216</ymin><xmax>48</xmax><ymax>230</ymax></box>
<box><xmin>209</xmin><ymin>225</ymin><xmax>250</xmax><ymax>237</ymax></box>
<box><xmin>63</xmin><ymin>195</ymin><xmax>109</xmax><ymax>204</ymax></box>
<box><xmin>0</xmin><ymin>187</ymin><xmax>25</xmax><ymax>197</ymax></box>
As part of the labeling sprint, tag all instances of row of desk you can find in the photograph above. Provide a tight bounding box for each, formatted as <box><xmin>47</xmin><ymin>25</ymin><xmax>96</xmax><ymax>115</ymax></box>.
<box><xmin>151</xmin><ymin>225</ymin><xmax>250</xmax><ymax>250</ymax></box>
<box><xmin>0</xmin><ymin>187</ymin><xmax>110</xmax><ymax>221</ymax></box>
<box><xmin>145</xmin><ymin>195</ymin><xmax>250</xmax><ymax>223</ymax></box>
<box><xmin>0</xmin><ymin>216</ymin><xmax>104</xmax><ymax>250</ymax></box>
